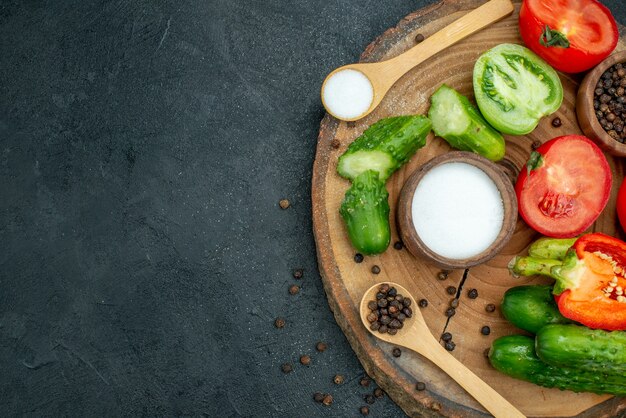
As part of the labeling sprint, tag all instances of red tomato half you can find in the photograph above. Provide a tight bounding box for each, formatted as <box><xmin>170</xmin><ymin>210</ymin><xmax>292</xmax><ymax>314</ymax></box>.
<box><xmin>516</xmin><ymin>135</ymin><xmax>612</xmax><ymax>238</ymax></box>
<box><xmin>519</xmin><ymin>0</ymin><xmax>618</xmax><ymax>73</ymax></box>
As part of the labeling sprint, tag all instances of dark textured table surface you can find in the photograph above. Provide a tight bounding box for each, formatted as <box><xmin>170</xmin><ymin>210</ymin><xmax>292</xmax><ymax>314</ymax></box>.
<box><xmin>1</xmin><ymin>1</ymin><xmax>624</xmax><ymax>417</ymax></box>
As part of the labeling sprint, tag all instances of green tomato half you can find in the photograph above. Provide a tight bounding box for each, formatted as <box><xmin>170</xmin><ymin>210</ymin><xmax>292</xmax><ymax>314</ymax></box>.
<box><xmin>473</xmin><ymin>43</ymin><xmax>563</xmax><ymax>135</ymax></box>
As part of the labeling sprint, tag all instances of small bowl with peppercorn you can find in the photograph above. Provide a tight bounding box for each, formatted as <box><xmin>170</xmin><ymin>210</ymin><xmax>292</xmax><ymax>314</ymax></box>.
<box><xmin>397</xmin><ymin>152</ymin><xmax>518</xmax><ymax>270</ymax></box>
<box><xmin>577</xmin><ymin>51</ymin><xmax>626</xmax><ymax>157</ymax></box>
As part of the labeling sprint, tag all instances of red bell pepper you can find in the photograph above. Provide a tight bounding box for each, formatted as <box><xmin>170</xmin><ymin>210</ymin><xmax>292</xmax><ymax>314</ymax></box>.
<box><xmin>552</xmin><ymin>233</ymin><xmax>626</xmax><ymax>330</ymax></box>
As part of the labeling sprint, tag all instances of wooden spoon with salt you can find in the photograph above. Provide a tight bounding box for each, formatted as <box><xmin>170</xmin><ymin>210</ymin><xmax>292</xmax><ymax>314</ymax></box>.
<box><xmin>321</xmin><ymin>0</ymin><xmax>515</xmax><ymax>121</ymax></box>
<box><xmin>360</xmin><ymin>282</ymin><xmax>526</xmax><ymax>418</ymax></box>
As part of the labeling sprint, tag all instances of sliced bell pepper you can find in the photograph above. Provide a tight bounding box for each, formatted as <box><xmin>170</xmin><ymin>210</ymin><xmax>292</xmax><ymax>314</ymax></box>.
<box><xmin>551</xmin><ymin>233</ymin><xmax>626</xmax><ymax>331</ymax></box>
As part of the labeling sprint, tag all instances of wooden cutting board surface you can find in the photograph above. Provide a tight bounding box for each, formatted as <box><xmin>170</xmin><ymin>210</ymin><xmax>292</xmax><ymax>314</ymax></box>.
<box><xmin>312</xmin><ymin>1</ymin><xmax>626</xmax><ymax>416</ymax></box>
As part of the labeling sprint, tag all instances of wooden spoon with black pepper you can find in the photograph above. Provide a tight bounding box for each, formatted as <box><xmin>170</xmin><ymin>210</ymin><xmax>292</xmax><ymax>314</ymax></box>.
<box><xmin>360</xmin><ymin>282</ymin><xmax>525</xmax><ymax>418</ymax></box>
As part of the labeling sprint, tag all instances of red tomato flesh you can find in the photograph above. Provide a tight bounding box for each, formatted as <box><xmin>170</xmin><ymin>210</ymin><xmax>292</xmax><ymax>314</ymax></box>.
<box><xmin>519</xmin><ymin>0</ymin><xmax>618</xmax><ymax>73</ymax></box>
<box><xmin>516</xmin><ymin>135</ymin><xmax>612</xmax><ymax>237</ymax></box>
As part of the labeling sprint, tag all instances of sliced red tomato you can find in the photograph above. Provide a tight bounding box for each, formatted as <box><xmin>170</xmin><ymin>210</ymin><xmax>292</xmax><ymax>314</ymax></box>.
<box><xmin>515</xmin><ymin>135</ymin><xmax>612</xmax><ymax>238</ymax></box>
<box><xmin>553</xmin><ymin>233</ymin><xmax>626</xmax><ymax>330</ymax></box>
<box><xmin>519</xmin><ymin>0</ymin><xmax>618</xmax><ymax>73</ymax></box>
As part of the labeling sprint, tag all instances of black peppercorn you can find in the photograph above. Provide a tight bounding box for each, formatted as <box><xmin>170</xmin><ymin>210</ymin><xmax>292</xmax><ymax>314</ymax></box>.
<box><xmin>446</xmin><ymin>286</ymin><xmax>456</xmax><ymax>295</ymax></box>
<box><xmin>441</xmin><ymin>332</ymin><xmax>452</xmax><ymax>342</ymax></box>
<box><xmin>450</xmin><ymin>299</ymin><xmax>459</xmax><ymax>308</ymax></box>
<box><xmin>274</xmin><ymin>318</ymin><xmax>285</xmax><ymax>329</ymax></box>
<box><xmin>393</xmin><ymin>241</ymin><xmax>404</xmax><ymax>250</ymax></box>
<box><xmin>531</xmin><ymin>140</ymin><xmax>542</xmax><ymax>150</ymax></box>
<box><xmin>485</xmin><ymin>303</ymin><xmax>496</xmax><ymax>313</ymax></box>
<box><xmin>354</xmin><ymin>253</ymin><xmax>364</xmax><ymax>263</ymax></box>
<box><xmin>371</xmin><ymin>265</ymin><xmax>381</xmax><ymax>274</ymax></box>
<box><xmin>373</xmin><ymin>388</ymin><xmax>384</xmax><ymax>398</ymax></box>
<box><xmin>551</xmin><ymin>117</ymin><xmax>562</xmax><ymax>127</ymax></box>
<box><xmin>392</xmin><ymin>347</ymin><xmax>401</xmax><ymax>358</ymax></box>
<box><xmin>467</xmin><ymin>288</ymin><xmax>478</xmax><ymax>299</ymax></box>
<box><xmin>437</xmin><ymin>270</ymin><xmax>448</xmax><ymax>281</ymax></box>
<box><xmin>445</xmin><ymin>341</ymin><xmax>456</xmax><ymax>351</ymax></box>
<box><xmin>418</xmin><ymin>298</ymin><xmax>428</xmax><ymax>308</ymax></box>
<box><xmin>415</xmin><ymin>33</ymin><xmax>425</xmax><ymax>43</ymax></box>
<box><xmin>415</xmin><ymin>381</ymin><xmax>426</xmax><ymax>391</ymax></box>
<box><xmin>481</xmin><ymin>326</ymin><xmax>491</xmax><ymax>335</ymax></box>
<box><xmin>313</xmin><ymin>392</ymin><xmax>325</xmax><ymax>402</ymax></box>
<box><xmin>293</xmin><ymin>269</ymin><xmax>303</xmax><ymax>279</ymax></box>
<box><xmin>360</xmin><ymin>377</ymin><xmax>371</xmax><ymax>387</ymax></box>
<box><xmin>445</xmin><ymin>307</ymin><xmax>456</xmax><ymax>317</ymax></box>
<box><xmin>364</xmin><ymin>394</ymin><xmax>375</xmax><ymax>405</ymax></box>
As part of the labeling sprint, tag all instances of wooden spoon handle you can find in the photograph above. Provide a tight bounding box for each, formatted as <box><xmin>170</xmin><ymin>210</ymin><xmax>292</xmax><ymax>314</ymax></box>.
<box><xmin>382</xmin><ymin>0</ymin><xmax>514</xmax><ymax>83</ymax></box>
<box><xmin>412</xmin><ymin>337</ymin><xmax>526</xmax><ymax>418</ymax></box>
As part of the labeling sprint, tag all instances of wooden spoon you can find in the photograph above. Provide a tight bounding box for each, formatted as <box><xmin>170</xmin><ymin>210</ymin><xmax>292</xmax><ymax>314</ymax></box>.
<box><xmin>321</xmin><ymin>0</ymin><xmax>515</xmax><ymax>121</ymax></box>
<box><xmin>360</xmin><ymin>282</ymin><xmax>526</xmax><ymax>418</ymax></box>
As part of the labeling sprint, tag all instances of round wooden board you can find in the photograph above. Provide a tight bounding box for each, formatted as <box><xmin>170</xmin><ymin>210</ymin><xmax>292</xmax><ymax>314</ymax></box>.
<box><xmin>312</xmin><ymin>1</ymin><xmax>626</xmax><ymax>417</ymax></box>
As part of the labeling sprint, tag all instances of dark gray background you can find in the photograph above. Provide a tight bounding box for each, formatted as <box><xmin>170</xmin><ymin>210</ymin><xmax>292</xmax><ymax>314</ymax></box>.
<box><xmin>1</xmin><ymin>1</ymin><xmax>624</xmax><ymax>417</ymax></box>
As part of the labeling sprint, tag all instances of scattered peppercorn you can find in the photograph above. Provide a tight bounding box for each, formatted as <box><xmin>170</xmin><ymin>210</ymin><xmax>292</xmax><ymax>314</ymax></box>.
<box><xmin>445</xmin><ymin>341</ymin><xmax>456</xmax><ymax>351</ymax></box>
<box><xmin>481</xmin><ymin>325</ymin><xmax>491</xmax><ymax>335</ymax></box>
<box><xmin>418</xmin><ymin>298</ymin><xmax>428</xmax><ymax>308</ymax></box>
<box><xmin>467</xmin><ymin>288</ymin><xmax>478</xmax><ymax>299</ymax></box>
<box><xmin>313</xmin><ymin>392</ymin><xmax>325</xmax><ymax>403</ymax></box>
<box><xmin>393</xmin><ymin>240</ymin><xmax>404</xmax><ymax>250</ymax></box>
<box><xmin>373</xmin><ymin>388</ymin><xmax>384</xmax><ymax>398</ymax></box>
<box><xmin>415</xmin><ymin>381</ymin><xmax>426</xmax><ymax>391</ymax></box>
<box><xmin>367</xmin><ymin>284</ymin><xmax>412</xmax><ymax>335</ymax></box>
<box><xmin>281</xmin><ymin>363</ymin><xmax>293</xmax><ymax>373</ymax></box>
<box><xmin>531</xmin><ymin>140</ymin><xmax>542</xmax><ymax>150</ymax></box>
<box><xmin>485</xmin><ymin>303</ymin><xmax>496</xmax><ymax>313</ymax></box>
<box><xmin>551</xmin><ymin>117</ymin><xmax>562</xmax><ymax>127</ymax></box>
<box><xmin>371</xmin><ymin>265</ymin><xmax>381</xmax><ymax>274</ymax></box>
<box><xmin>354</xmin><ymin>253</ymin><xmax>364</xmax><ymax>263</ymax></box>
<box><xmin>392</xmin><ymin>347</ymin><xmax>401</xmax><ymax>358</ymax></box>
<box><xmin>274</xmin><ymin>317</ymin><xmax>285</xmax><ymax>329</ymax></box>
<box><xmin>293</xmin><ymin>269</ymin><xmax>303</xmax><ymax>279</ymax></box>
<box><xmin>415</xmin><ymin>33</ymin><xmax>425</xmax><ymax>43</ymax></box>
<box><xmin>289</xmin><ymin>284</ymin><xmax>300</xmax><ymax>295</ymax></box>
<box><xmin>316</xmin><ymin>341</ymin><xmax>328</xmax><ymax>352</ymax></box>
<box><xmin>445</xmin><ymin>307</ymin><xmax>456</xmax><ymax>318</ymax></box>
<box><xmin>360</xmin><ymin>377</ymin><xmax>371</xmax><ymax>387</ymax></box>
<box><xmin>300</xmin><ymin>355</ymin><xmax>311</xmax><ymax>366</ymax></box>
<box><xmin>360</xmin><ymin>406</ymin><xmax>370</xmax><ymax>416</ymax></box>
<box><xmin>446</xmin><ymin>286</ymin><xmax>456</xmax><ymax>295</ymax></box>
<box><xmin>441</xmin><ymin>332</ymin><xmax>452</xmax><ymax>342</ymax></box>
<box><xmin>594</xmin><ymin>62</ymin><xmax>626</xmax><ymax>142</ymax></box>
<box><xmin>364</xmin><ymin>394</ymin><xmax>375</xmax><ymax>405</ymax></box>
<box><xmin>333</xmin><ymin>374</ymin><xmax>344</xmax><ymax>385</ymax></box>
<box><xmin>437</xmin><ymin>270</ymin><xmax>448</xmax><ymax>281</ymax></box>
<box><xmin>449</xmin><ymin>299</ymin><xmax>459</xmax><ymax>309</ymax></box>
<box><xmin>279</xmin><ymin>199</ymin><xmax>290</xmax><ymax>209</ymax></box>
<box><xmin>331</xmin><ymin>138</ymin><xmax>341</xmax><ymax>149</ymax></box>
<box><xmin>322</xmin><ymin>394</ymin><xmax>333</xmax><ymax>406</ymax></box>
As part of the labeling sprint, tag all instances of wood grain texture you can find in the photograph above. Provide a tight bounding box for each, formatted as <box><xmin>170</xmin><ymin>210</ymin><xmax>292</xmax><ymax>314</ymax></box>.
<box><xmin>312</xmin><ymin>1</ymin><xmax>626</xmax><ymax>416</ymax></box>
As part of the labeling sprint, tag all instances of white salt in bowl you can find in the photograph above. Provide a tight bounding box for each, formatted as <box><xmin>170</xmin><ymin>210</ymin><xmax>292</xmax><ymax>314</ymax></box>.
<box><xmin>397</xmin><ymin>151</ymin><xmax>518</xmax><ymax>270</ymax></box>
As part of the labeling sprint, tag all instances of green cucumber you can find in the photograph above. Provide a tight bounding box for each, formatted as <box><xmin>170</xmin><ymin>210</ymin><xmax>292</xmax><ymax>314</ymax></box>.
<box><xmin>501</xmin><ymin>285</ymin><xmax>573</xmax><ymax>334</ymax></box>
<box><xmin>337</xmin><ymin>115</ymin><xmax>431</xmax><ymax>181</ymax></box>
<box><xmin>536</xmin><ymin>324</ymin><xmax>626</xmax><ymax>374</ymax></box>
<box><xmin>339</xmin><ymin>170</ymin><xmax>390</xmax><ymax>255</ymax></box>
<box><xmin>428</xmin><ymin>84</ymin><xmax>505</xmax><ymax>161</ymax></box>
<box><xmin>527</xmin><ymin>237</ymin><xmax>577</xmax><ymax>260</ymax></box>
<box><xmin>489</xmin><ymin>335</ymin><xmax>626</xmax><ymax>396</ymax></box>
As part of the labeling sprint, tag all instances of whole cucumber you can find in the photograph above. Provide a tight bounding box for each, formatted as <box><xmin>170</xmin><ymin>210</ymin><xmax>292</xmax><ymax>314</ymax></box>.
<box><xmin>501</xmin><ymin>285</ymin><xmax>573</xmax><ymax>334</ymax></box>
<box><xmin>428</xmin><ymin>84</ymin><xmax>505</xmax><ymax>161</ymax></box>
<box><xmin>489</xmin><ymin>335</ymin><xmax>626</xmax><ymax>396</ymax></box>
<box><xmin>536</xmin><ymin>324</ymin><xmax>626</xmax><ymax>374</ymax></box>
<box><xmin>337</xmin><ymin>115</ymin><xmax>431</xmax><ymax>181</ymax></box>
<box><xmin>339</xmin><ymin>170</ymin><xmax>390</xmax><ymax>255</ymax></box>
